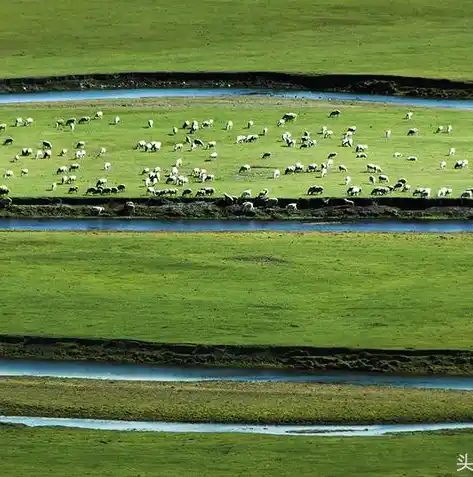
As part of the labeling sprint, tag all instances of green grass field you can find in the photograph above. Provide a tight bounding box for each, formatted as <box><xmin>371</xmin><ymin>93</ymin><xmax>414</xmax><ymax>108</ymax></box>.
<box><xmin>1</xmin><ymin>377</ymin><xmax>471</xmax><ymax>424</ymax></box>
<box><xmin>0</xmin><ymin>426</ymin><xmax>470</xmax><ymax>477</ymax></box>
<box><xmin>1</xmin><ymin>0</ymin><xmax>473</xmax><ymax>80</ymax></box>
<box><xmin>2</xmin><ymin>231</ymin><xmax>472</xmax><ymax>349</ymax></box>
<box><xmin>0</xmin><ymin>98</ymin><xmax>471</xmax><ymax>199</ymax></box>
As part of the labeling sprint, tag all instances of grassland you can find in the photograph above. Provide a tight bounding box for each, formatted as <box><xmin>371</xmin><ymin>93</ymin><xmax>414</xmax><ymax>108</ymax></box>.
<box><xmin>0</xmin><ymin>425</ymin><xmax>471</xmax><ymax>477</ymax></box>
<box><xmin>1</xmin><ymin>377</ymin><xmax>471</xmax><ymax>424</ymax></box>
<box><xmin>0</xmin><ymin>98</ymin><xmax>472</xmax><ymax>200</ymax></box>
<box><xmin>1</xmin><ymin>0</ymin><xmax>473</xmax><ymax>80</ymax></box>
<box><xmin>1</xmin><ymin>231</ymin><xmax>472</xmax><ymax>350</ymax></box>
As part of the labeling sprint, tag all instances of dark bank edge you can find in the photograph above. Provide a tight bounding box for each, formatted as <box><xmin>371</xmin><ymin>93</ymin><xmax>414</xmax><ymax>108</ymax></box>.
<box><xmin>0</xmin><ymin>335</ymin><xmax>472</xmax><ymax>376</ymax></box>
<box><xmin>2</xmin><ymin>71</ymin><xmax>473</xmax><ymax>100</ymax></box>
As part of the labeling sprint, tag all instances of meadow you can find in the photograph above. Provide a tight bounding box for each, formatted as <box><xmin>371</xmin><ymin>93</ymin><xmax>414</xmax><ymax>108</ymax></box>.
<box><xmin>1</xmin><ymin>231</ymin><xmax>472</xmax><ymax>349</ymax></box>
<box><xmin>0</xmin><ymin>425</ymin><xmax>470</xmax><ymax>477</ymax></box>
<box><xmin>0</xmin><ymin>98</ymin><xmax>471</xmax><ymax>200</ymax></box>
<box><xmin>1</xmin><ymin>376</ymin><xmax>471</xmax><ymax>424</ymax></box>
<box><xmin>1</xmin><ymin>0</ymin><xmax>473</xmax><ymax>80</ymax></box>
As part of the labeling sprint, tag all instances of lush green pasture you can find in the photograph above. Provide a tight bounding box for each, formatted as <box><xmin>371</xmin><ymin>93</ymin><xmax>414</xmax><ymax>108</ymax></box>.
<box><xmin>1</xmin><ymin>377</ymin><xmax>471</xmax><ymax>424</ymax></box>
<box><xmin>0</xmin><ymin>98</ymin><xmax>471</xmax><ymax>199</ymax></box>
<box><xmin>1</xmin><ymin>426</ymin><xmax>471</xmax><ymax>477</ymax></box>
<box><xmin>1</xmin><ymin>0</ymin><xmax>473</xmax><ymax>79</ymax></box>
<box><xmin>1</xmin><ymin>231</ymin><xmax>472</xmax><ymax>349</ymax></box>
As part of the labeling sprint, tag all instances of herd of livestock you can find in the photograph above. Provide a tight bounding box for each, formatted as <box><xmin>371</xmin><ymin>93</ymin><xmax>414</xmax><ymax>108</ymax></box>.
<box><xmin>0</xmin><ymin>109</ymin><xmax>472</xmax><ymax>208</ymax></box>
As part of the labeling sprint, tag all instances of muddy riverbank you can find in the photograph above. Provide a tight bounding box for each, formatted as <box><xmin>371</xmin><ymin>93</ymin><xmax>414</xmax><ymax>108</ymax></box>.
<box><xmin>0</xmin><ymin>335</ymin><xmax>472</xmax><ymax>376</ymax></box>
<box><xmin>2</xmin><ymin>72</ymin><xmax>473</xmax><ymax>100</ymax></box>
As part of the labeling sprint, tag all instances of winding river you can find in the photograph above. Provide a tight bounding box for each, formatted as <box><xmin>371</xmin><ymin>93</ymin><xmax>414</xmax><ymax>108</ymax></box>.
<box><xmin>1</xmin><ymin>218</ymin><xmax>473</xmax><ymax>233</ymax></box>
<box><xmin>1</xmin><ymin>87</ymin><xmax>473</xmax><ymax>109</ymax></box>
<box><xmin>1</xmin><ymin>416</ymin><xmax>472</xmax><ymax>436</ymax></box>
<box><xmin>1</xmin><ymin>87</ymin><xmax>471</xmax><ymax>436</ymax></box>
<box><xmin>2</xmin><ymin>359</ymin><xmax>473</xmax><ymax>390</ymax></box>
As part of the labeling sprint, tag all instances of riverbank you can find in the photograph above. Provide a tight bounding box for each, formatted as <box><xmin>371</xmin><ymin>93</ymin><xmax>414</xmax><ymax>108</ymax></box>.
<box><xmin>1</xmin><ymin>336</ymin><xmax>473</xmax><ymax>376</ymax></box>
<box><xmin>2</xmin><ymin>200</ymin><xmax>473</xmax><ymax>221</ymax></box>
<box><xmin>1</xmin><ymin>426</ymin><xmax>471</xmax><ymax>477</ymax></box>
<box><xmin>1</xmin><ymin>376</ymin><xmax>472</xmax><ymax>424</ymax></box>
<box><xmin>3</xmin><ymin>72</ymin><xmax>473</xmax><ymax>100</ymax></box>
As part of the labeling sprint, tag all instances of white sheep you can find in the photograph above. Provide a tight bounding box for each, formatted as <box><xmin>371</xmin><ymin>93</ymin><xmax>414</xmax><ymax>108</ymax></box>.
<box><xmin>59</xmin><ymin>148</ymin><xmax>68</xmax><ymax>156</ymax></box>
<box><xmin>148</xmin><ymin>119</ymin><xmax>154</xmax><ymax>128</ymax></box>
<box><xmin>210</xmin><ymin>152</ymin><xmax>218</xmax><ymax>160</ymax></box>
<box><xmin>405</xmin><ymin>112</ymin><xmax>413</xmax><ymax>120</ymax></box>
<box><xmin>379</xmin><ymin>174</ymin><xmax>389</xmax><ymax>183</ymax></box>
<box><xmin>25</xmin><ymin>117</ymin><xmax>33</xmax><ymax>126</ymax></box>
<box><xmin>14</xmin><ymin>118</ymin><xmax>23</xmax><ymax>127</ymax></box>
<box><xmin>21</xmin><ymin>168</ymin><xmax>28</xmax><ymax>176</ymax></box>
<box><xmin>393</xmin><ymin>152</ymin><xmax>402</xmax><ymax>158</ymax></box>
<box><xmin>97</xmin><ymin>147</ymin><xmax>106</xmax><ymax>157</ymax></box>
<box><xmin>447</xmin><ymin>125</ymin><xmax>453</xmax><ymax>134</ymax></box>
<box><xmin>277</xmin><ymin>119</ymin><xmax>285</xmax><ymax>127</ymax></box>
<box><xmin>207</xmin><ymin>141</ymin><xmax>217</xmax><ymax>149</ymax></box>
<box><xmin>286</xmin><ymin>203</ymin><xmax>297</xmax><ymax>212</ymax></box>
<box><xmin>94</xmin><ymin>111</ymin><xmax>103</xmax><ymax>120</ymax></box>
<box><xmin>174</xmin><ymin>143</ymin><xmax>184</xmax><ymax>152</ymax></box>
<box><xmin>61</xmin><ymin>175</ymin><xmax>69</xmax><ymax>184</ymax></box>
<box><xmin>247</xmin><ymin>120</ymin><xmax>254</xmax><ymax>128</ymax></box>
<box><xmin>344</xmin><ymin>176</ymin><xmax>351</xmax><ymax>185</ymax></box>
<box><xmin>339</xmin><ymin>164</ymin><xmax>347</xmax><ymax>172</ymax></box>
<box><xmin>440</xmin><ymin>160</ymin><xmax>447</xmax><ymax>169</ymax></box>
<box><xmin>262</xmin><ymin>127</ymin><xmax>268</xmax><ymax>136</ymax></box>
<box><xmin>241</xmin><ymin>189</ymin><xmax>252</xmax><ymax>199</ymax></box>
<box><xmin>369</xmin><ymin>175</ymin><xmax>376</xmax><ymax>185</ymax></box>
<box><xmin>225</xmin><ymin>120</ymin><xmax>233</xmax><ymax>131</ymax></box>
<box><xmin>175</xmin><ymin>158</ymin><xmax>183</xmax><ymax>168</ymax></box>
<box><xmin>111</xmin><ymin>116</ymin><xmax>120</xmax><ymax>125</ymax></box>
<box><xmin>273</xmin><ymin>169</ymin><xmax>281</xmax><ymax>179</ymax></box>
<box><xmin>385</xmin><ymin>129</ymin><xmax>392</xmax><ymax>139</ymax></box>
<box><xmin>436</xmin><ymin>126</ymin><xmax>444</xmax><ymax>133</ymax></box>
<box><xmin>104</xmin><ymin>162</ymin><xmax>111</xmax><ymax>171</ymax></box>
<box><xmin>449</xmin><ymin>147</ymin><xmax>456</xmax><ymax>156</ymax></box>
<box><xmin>92</xmin><ymin>206</ymin><xmax>105</xmax><ymax>215</ymax></box>
<box><xmin>239</xmin><ymin>164</ymin><xmax>251</xmax><ymax>173</ymax></box>
<box><xmin>0</xmin><ymin>123</ymin><xmax>6</xmax><ymax>131</ymax></box>
<box><xmin>51</xmin><ymin>182</ymin><xmax>57</xmax><ymax>191</ymax></box>
<box><xmin>242</xmin><ymin>201</ymin><xmax>254</xmax><ymax>212</ymax></box>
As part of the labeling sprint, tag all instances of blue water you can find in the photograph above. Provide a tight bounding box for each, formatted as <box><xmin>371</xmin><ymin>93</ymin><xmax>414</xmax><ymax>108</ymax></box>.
<box><xmin>0</xmin><ymin>87</ymin><xmax>473</xmax><ymax>109</ymax></box>
<box><xmin>2</xmin><ymin>359</ymin><xmax>473</xmax><ymax>390</ymax></box>
<box><xmin>0</xmin><ymin>218</ymin><xmax>472</xmax><ymax>233</ymax></box>
<box><xmin>0</xmin><ymin>415</ymin><xmax>471</xmax><ymax>436</ymax></box>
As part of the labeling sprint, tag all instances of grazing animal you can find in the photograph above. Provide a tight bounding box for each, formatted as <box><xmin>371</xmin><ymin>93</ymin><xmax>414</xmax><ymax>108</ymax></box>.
<box><xmin>329</xmin><ymin>110</ymin><xmax>341</xmax><ymax>118</ymax></box>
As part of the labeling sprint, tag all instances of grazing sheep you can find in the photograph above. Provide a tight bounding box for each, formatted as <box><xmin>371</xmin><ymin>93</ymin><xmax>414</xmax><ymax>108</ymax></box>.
<box><xmin>262</xmin><ymin>127</ymin><xmax>268</xmax><ymax>136</ymax></box>
<box><xmin>94</xmin><ymin>111</ymin><xmax>103</xmax><ymax>120</ymax></box>
<box><xmin>55</xmin><ymin>119</ymin><xmax>64</xmax><ymax>128</ymax></box>
<box><xmin>0</xmin><ymin>185</ymin><xmax>9</xmax><ymax>196</ymax></box>
<box><xmin>172</xmin><ymin>126</ymin><xmax>178</xmax><ymax>135</ymax></box>
<box><xmin>286</xmin><ymin>203</ymin><xmax>298</xmax><ymax>212</ymax></box>
<box><xmin>173</xmin><ymin>143</ymin><xmax>184</xmax><ymax>152</ymax></box>
<box><xmin>247</xmin><ymin>120</ymin><xmax>254</xmax><ymax>128</ymax></box>
<box><xmin>449</xmin><ymin>147</ymin><xmax>456</xmax><ymax>156</ymax></box>
<box><xmin>454</xmin><ymin>160</ymin><xmax>469</xmax><ymax>169</ymax></box>
<box><xmin>323</xmin><ymin>130</ymin><xmax>333</xmax><ymax>138</ymax></box>
<box><xmin>68</xmin><ymin>186</ymin><xmax>79</xmax><ymax>193</ymax></box>
<box><xmin>57</xmin><ymin>166</ymin><xmax>68</xmax><ymax>174</ymax></box>
<box><xmin>175</xmin><ymin>158</ymin><xmax>183</xmax><ymax>168</ymax></box>
<box><xmin>356</xmin><ymin>153</ymin><xmax>367</xmax><ymax>159</ymax></box>
<box><xmin>344</xmin><ymin>176</ymin><xmax>351</xmax><ymax>185</ymax></box>
<box><xmin>209</xmin><ymin>152</ymin><xmax>218</xmax><ymax>160</ymax></box>
<box><xmin>3</xmin><ymin>137</ymin><xmax>13</xmax><ymax>146</ymax></box>
<box><xmin>50</xmin><ymin>182</ymin><xmax>57</xmax><ymax>191</ymax></box>
<box><xmin>59</xmin><ymin>148</ymin><xmax>68</xmax><ymax>156</ymax></box>
<box><xmin>3</xmin><ymin>170</ymin><xmax>13</xmax><ymax>178</ymax></box>
<box><xmin>61</xmin><ymin>175</ymin><xmax>69</xmax><ymax>184</ymax></box>
<box><xmin>225</xmin><ymin>120</ymin><xmax>233</xmax><ymax>131</ymax></box>
<box><xmin>242</xmin><ymin>201</ymin><xmax>254</xmax><ymax>212</ymax></box>
<box><xmin>12</xmin><ymin>155</ymin><xmax>20</xmax><ymax>162</ymax></box>
<box><xmin>329</xmin><ymin>110</ymin><xmax>340</xmax><ymax>118</ymax></box>
<box><xmin>447</xmin><ymin>125</ymin><xmax>453</xmax><ymax>134</ymax></box>
<box><xmin>393</xmin><ymin>152</ymin><xmax>402</xmax><ymax>158</ymax></box>
<box><xmin>405</xmin><ymin>112</ymin><xmax>413</xmax><ymax>120</ymax></box>
<box><xmin>406</xmin><ymin>156</ymin><xmax>418</xmax><ymax>161</ymax></box>
<box><xmin>407</xmin><ymin>128</ymin><xmax>419</xmax><ymax>136</ymax></box>
<box><xmin>43</xmin><ymin>149</ymin><xmax>52</xmax><ymax>159</ymax></box>
<box><xmin>379</xmin><ymin>174</ymin><xmax>389</xmax><ymax>183</ymax></box>
<box><xmin>42</xmin><ymin>140</ymin><xmax>52</xmax><ymax>149</ymax></box>
<box><xmin>67</xmin><ymin>175</ymin><xmax>77</xmax><ymax>183</ymax></box>
<box><xmin>14</xmin><ymin>118</ymin><xmax>23</xmax><ymax>127</ymax></box>
<box><xmin>461</xmin><ymin>191</ymin><xmax>473</xmax><ymax>199</ymax></box>
<box><xmin>272</xmin><ymin>169</ymin><xmax>281</xmax><ymax>179</ymax></box>
<box><xmin>241</xmin><ymin>189</ymin><xmax>252</xmax><ymax>199</ymax></box>
<box><xmin>207</xmin><ymin>141</ymin><xmax>217</xmax><ymax>149</ymax></box>
<box><xmin>282</xmin><ymin>113</ymin><xmax>297</xmax><ymax>121</ymax></box>
<box><xmin>307</xmin><ymin>184</ymin><xmax>324</xmax><ymax>195</ymax></box>
<box><xmin>327</xmin><ymin>152</ymin><xmax>337</xmax><ymax>160</ymax></box>
<box><xmin>97</xmin><ymin>147</ymin><xmax>106</xmax><ymax>157</ymax></box>
<box><xmin>355</xmin><ymin>144</ymin><xmax>368</xmax><ymax>152</ymax></box>
<box><xmin>277</xmin><ymin>119</ymin><xmax>286</xmax><ymax>127</ymax></box>
<box><xmin>262</xmin><ymin>152</ymin><xmax>271</xmax><ymax>159</ymax></box>
<box><xmin>436</xmin><ymin>126</ymin><xmax>444</xmax><ymax>133</ymax></box>
<box><xmin>111</xmin><ymin>116</ymin><xmax>120</xmax><ymax>125</ymax></box>
<box><xmin>148</xmin><ymin>119</ymin><xmax>154</xmax><ymax>128</ymax></box>
<box><xmin>385</xmin><ymin>130</ymin><xmax>392</xmax><ymax>139</ymax></box>
<box><xmin>92</xmin><ymin>206</ymin><xmax>105</xmax><ymax>215</ymax></box>
<box><xmin>337</xmin><ymin>164</ymin><xmax>347</xmax><ymax>173</ymax></box>
<box><xmin>78</xmin><ymin>116</ymin><xmax>91</xmax><ymax>124</ymax></box>
<box><xmin>104</xmin><ymin>162</ymin><xmax>111</xmax><ymax>171</ymax></box>
<box><xmin>440</xmin><ymin>160</ymin><xmax>447</xmax><ymax>169</ymax></box>
<box><xmin>239</xmin><ymin>164</ymin><xmax>251</xmax><ymax>173</ymax></box>
<box><xmin>347</xmin><ymin>186</ymin><xmax>362</xmax><ymax>196</ymax></box>
<box><xmin>69</xmin><ymin>163</ymin><xmax>80</xmax><ymax>171</ymax></box>
<box><xmin>0</xmin><ymin>123</ymin><xmax>7</xmax><ymax>132</ymax></box>
<box><xmin>369</xmin><ymin>175</ymin><xmax>376</xmax><ymax>185</ymax></box>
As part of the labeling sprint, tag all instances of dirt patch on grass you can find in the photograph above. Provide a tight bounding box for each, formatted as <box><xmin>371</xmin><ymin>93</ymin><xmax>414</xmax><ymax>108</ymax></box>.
<box><xmin>2</xmin><ymin>71</ymin><xmax>473</xmax><ymax>99</ymax></box>
<box><xmin>0</xmin><ymin>335</ymin><xmax>472</xmax><ymax>376</ymax></box>
<box><xmin>226</xmin><ymin>255</ymin><xmax>289</xmax><ymax>265</ymax></box>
